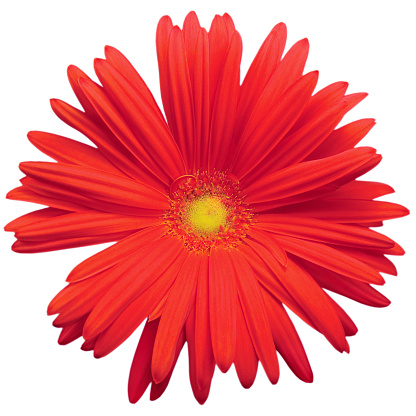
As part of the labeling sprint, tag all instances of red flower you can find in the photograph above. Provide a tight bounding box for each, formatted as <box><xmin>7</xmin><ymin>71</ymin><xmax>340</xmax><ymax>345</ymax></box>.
<box><xmin>5</xmin><ymin>12</ymin><xmax>408</xmax><ymax>404</ymax></box>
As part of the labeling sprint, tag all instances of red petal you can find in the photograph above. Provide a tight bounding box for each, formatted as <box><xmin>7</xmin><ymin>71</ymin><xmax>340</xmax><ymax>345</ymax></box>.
<box><xmin>183</xmin><ymin>12</ymin><xmax>201</xmax><ymax>79</ymax></box>
<box><xmin>271</xmin><ymin>234</ymin><xmax>384</xmax><ymax>285</ymax></box>
<box><xmin>236</xmin><ymin>39</ymin><xmax>310</xmax><ymax>153</ymax></box>
<box><xmin>274</xmin><ymin>198</ymin><xmax>409</xmax><ymax>223</ymax></box>
<box><xmin>234</xmin><ymin>298</ymin><xmax>258</xmax><ymax>388</ymax></box>
<box><xmin>232</xmin><ymin>71</ymin><xmax>318</xmax><ymax>179</ymax></box>
<box><xmin>262</xmin><ymin>290</ymin><xmax>313</xmax><ymax>383</ymax></box>
<box><xmin>256</xmin><ymin>101</ymin><xmax>348</xmax><ymax>176</ymax></box>
<box><xmin>67</xmin><ymin>65</ymin><xmax>102</xmax><ymax>119</ymax></box>
<box><xmin>165</xmin><ymin>26</ymin><xmax>195</xmax><ymax>170</ymax></box>
<box><xmin>150</xmin><ymin>331</ymin><xmax>186</xmax><ymax>401</ymax></box>
<box><xmin>194</xmin><ymin>254</ymin><xmax>215</xmax><ymax>390</ymax></box>
<box><xmin>93</xmin><ymin>250</ymin><xmax>187</xmax><ymax>358</ymax></box>
<box><xmin>15</xmin><ymin>211</ymin><xmax>161</xmax><ymax>241</ymax></box>
<box><xmin>235</xmin><ymin>23</ymin><xmax>287</xmax><ymax>139</ymax></box>
<box><xmin>156</xmin><ymin>15</ymin><xmax>174</xmax><ymax>130</ymax></box>
<box><xmin>245</xmin><ymin>227</ymin><xmax>287</xmax><ymax>267</ymax></box>
<box><xmin>93</xmin><ymin>58</ymin><xmax>186</xmax><ymax>180</ymax></box>
<box><xmin>255</xmin><ymin>215</ymin><xmax>395</xmax><ymax>249</ymax></box>
<box><xmin>67</xmin><ymin>225</ymin><xmax>167</xmax><ymax>282</ymax></box>
<box><xmin>83</xmin><ymin>237</ymin><xmax>183</xmax><ymax>339</ymax></box>
<box><xmin>336</xmin><ymin>246</ymin><xmax>397</xmax><ymax>275</ymax></box>
<box><xmin>20</xmin><ymin>162</ymin><xmax>169</xmax><ymax>211</ymax></box>
<box><xmin>306</xmin><ymin>262</ymin><xmax>391</xmax><ymax>307</ymax></box>
<box><xmin>57</xmin><ymin>317</ymin><xmax>86</xmax><ymax>345</ymax></box>
<box><xmin>191</xmin><ymin>28</ymin><xmax>210</xmax><ymax>170</ymax></box>
<box><xmin>208</xmin><ymin>31</ymin><xmax>242</xmax><ymax>171</ymax></box>
<box><xmin>308</xmin><ymin>118</ymin><xmax>376</xmax><ymax>160</ymax></box>
<box><xmin>289</xmin><ymin>81</ymin><xmax>348</xmax><ymax>133</ymax></box>
<box><xmin>6</xmin><ymin>185</ymin><xmax>86</xmax><ymax>212</ymax></box>
<box><xmin>5</xmin><ymin>207</ymin><xmax>66</xmax><ymax>232</ymax></box>
<box><xmin>50</xmin><ymin>99</ymin><xmax>155</xmax><ymax>184</ymax></box>
<box><xmin>274</xmin><ymin>257</ymin><xmax>347</xmax><ymax>352</ymax></box>
<box><xmin>327</xmin><ymin>297</ymin><xmax>358</xmax><ymax>336</ymax></box>
<box><xmin>208</xmin><ymin>14</ymin><xmax>235</xmax><ymax>108</ymax></box>
<box><xmin>104</xmin><ymin>46</ymin><xmax>166</xmax><ymax>124</ymax></box>
<box><xmin>28</xmin><ymin>131</ymin><xmax>125</xmax><ymax>177</ymax></box>
<box><xmin>186</xmin><ymin>308</ymin><xmax>212</xmax><ymax>404</ymax></box>
<box><xmin>231</xmin><ymin>250</ymin><xmax>279</xmax><ymax>384</ymax></box>
<box><xmin>128</xmin><ymin>319</ymin><xmax>159</xmax><ymax>403</ymax></box>
<box><xmin>12</xmin><ymin>231</ymin><xmax>132</xmax><ymax>254</ymax></box>
<box><xmin>209</xmin><ymin>249</ymin><xmax>237</xmax><ymax>372</ymax></box>
<box><xmin>78</xmin><ymin>75</ymin><xmax>170</xmax><ymax>184</ymax></box>
<box><xmin>246</xmin><ymin>147</ymin><xmax>380</xmax><ymax>205</ymax></box>
<box><xmin>151</xmin><ymin>252</ymin><xmax>200</xmax><ymax>383</ymax></box>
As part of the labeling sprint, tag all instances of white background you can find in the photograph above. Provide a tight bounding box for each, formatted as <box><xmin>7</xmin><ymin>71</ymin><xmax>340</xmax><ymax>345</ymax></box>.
<box><xmin>1</xmin><ymin>0</ymin><xmax>415</xmax><ymax>415</ymax></box>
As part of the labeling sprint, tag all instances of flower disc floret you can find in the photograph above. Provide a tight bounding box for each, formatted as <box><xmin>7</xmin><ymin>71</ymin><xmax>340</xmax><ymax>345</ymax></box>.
<box><xmin>165</xmin><ymin>171</ymin><xmax>253</xmax><ymax>252</ymax></box>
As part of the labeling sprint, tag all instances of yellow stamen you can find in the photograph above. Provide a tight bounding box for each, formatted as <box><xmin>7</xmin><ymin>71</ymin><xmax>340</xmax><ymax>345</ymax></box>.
<box><xmin>185</xmin><ymin>196</ymin><xmax>228</xmax><ymax>235</ymax></box>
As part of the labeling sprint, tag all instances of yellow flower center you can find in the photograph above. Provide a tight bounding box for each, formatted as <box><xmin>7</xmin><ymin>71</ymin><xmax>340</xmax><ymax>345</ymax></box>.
<box><xmin>165</xmin><ymin>171</ymin><xmax>253</xmax><ymax>252</ymax></box>
<box><xmin>184</xmin><ymin>196</ymin><xmax>228</xmax><ymax>235</ymax></box>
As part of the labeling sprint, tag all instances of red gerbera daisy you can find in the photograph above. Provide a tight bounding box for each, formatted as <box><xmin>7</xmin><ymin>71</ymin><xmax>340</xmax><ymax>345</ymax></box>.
<box><xmin>5</xmin><ymin>11</ymin><xmax>409</xmax><ymax>404</ymax></box>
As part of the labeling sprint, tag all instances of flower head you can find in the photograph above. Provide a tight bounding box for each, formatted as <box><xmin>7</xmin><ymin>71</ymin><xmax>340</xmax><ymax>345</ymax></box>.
<box><xmin>5</xmin><ymin>11</ymin><xmax>409</xmax><ymax>404</ymax></box>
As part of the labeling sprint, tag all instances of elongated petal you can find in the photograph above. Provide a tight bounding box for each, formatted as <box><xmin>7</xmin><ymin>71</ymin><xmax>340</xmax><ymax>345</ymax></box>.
<box><xmin>66</xmin><ymin>225</ymin><xmax>167</xmax><ymax>282</ymax></box>
<box><xmin>232</xmin><ymin>71</ymin><xmax>318</xmax><ymax>178</ymax></box>
<box><xmin>12</xmin><ymin>231</ymin><xmax>133</xmax><ymax>254</ymax></box>
<box><xmin>308</xmin><ymin>118</ymin><xmax>376</xmax><ymax>160</ymax></box>
<box><xmin>271</xmin><ymin>234</ymin><xmax>384</xmax><ymax>285</ymax></box>
<box><xmin>93</xmin><ymin>250</ymin><xmax>187</xmax><ymax>358</ymax></box>
<box><xmin>186</xmin><ymin>308</ymin><xmax>212</xmax><ymax>404</ymax></box>
<box><xmin>183</xmin><ymin>12</ymin><xmax>201</xmax><ymax>78</ymax></box>
<box><xmin>336</xmin><ymin>246</ymin><xmax>397</xmax><ymax>275</ymax></box>
<box><xmin>50</xmin><ymin>99</ymin><xmax>154</xmax><ymax>183</ymax></box>
<box><xmin>274</xmin><ymin>198</ymin><xmax>409</xmax><ymax>223</ymax></box>
<box><xmin>264</xmin><ymin>101</ymin><xmax>348</xmax><ymax>172</ymax></box>
<box><xmin>191</xmin><ymin>28</ymin><xmax>210</xmax><ymax>170</ymax></box>
<box><xmin>104</xmin><ymin>45</ymin><xmax>166</xmax><ymax>124</ymax></box>
<box><xmin>20</xmin><ymin>162</ymin><xmax>169</xmax><ymax>211</ymax></box>
<box><xmin>329</xmin><ymin>180</ymin><xmax>394</xmax><ymax>200</ymax></box>
<box><xmin>234</xmin><ymin>298</ymin><xmax>258</xmax><ymax>388</ymax></box>
<box><xmin>20</xmin><ymin>176</ymin><xmax>162</xmax><ymax>218</ymax></box>
<box><xmin>235</xmin><ymin>23</ymin><xmax>287</xmax><ymax>139</ymax></box>
<box><xmin>209</xmin><ymin>249</ymin><xmax>237</xmax><ymax>372</ymax></box>
<box><xmin>166</xmin><ymin>27</ymin><xmax>195</xmax><ymax>170</ymax></box>
<box><xmin>262</xmin><ymin>290</ymin><xmax>313</xmax><ymax>382</ymax></box>
<box><xmin>208</xmin><ymin>14</ymin><xmax>235</xmax><ymax>107</ymax></box>
<box><xmin>5</xmin><ymin>207</ymin><xmax>66</xmax><ymax>232</ymax></box>
<box><xmin>236</xmin><ymin>39</ymin><xmax>310</xmax><ymax>149</ymax></box>
<box><xmin>93</xmin><ymin>58</ymin><xmax>186</xmax><ymax>180</ymax></box>
<box><xmin>208</xmin><ymin>31</ymin><xmax>242</xmax><ymax>171</ymax></box>
<box><xmin>245</xmin><ymin>227</ymin><xmax>287</xmax><ymax>267</ymax></box>
<box><xmin>240</xmin><ymin>244</ymin><xmax>317</xmax><ymax>330</ymax></box>
<box><xmin>274</xmin><ymin>257</ymin><xmax>347</xmax><ymax>352</ymax></box>
<box><xmin>304</xmin><ymin>262</ymin><xmax>390</xmax><ymax>307</ymax></box>
<box><xmin>15</xmin><ymin>211</ymin><xmax>161</xmax><ymax>241</ymax></box>
<box><xmin>231</xmin><ymin>250</ymin><xmax>279</xmax><ymax>384</ymax></box>
<box><xmin>6</xmin><ymin>186</ymin><xmax>87</xmax><ymax>212</ymax></box>
<box><xmin>194</xmin><ymin>255</ymin><xmax>215</xmax><ymax>390</ymax></box>
<box><xmin>152</xmin><ymin>252</ymin><xmax>200</xmax><ymax>383</ymax></box>
<box><xmin>128</xmin><ymin>319</ymin><xmax>159</xmax><ymax>403</ymax></box>
<box><xmin>156</xmin><ymin>15</ymin><xmax>174</xmax><ymax>127</ymax></box>
<box><xmin>28</xmin><ymin>131</ymin><xmax>125</xmax><ymax>177</ymax></box>
<box><xmin>58</xmin><ymin>317</ymin><xmax>86</xmax><ymax>345</ymax></box>
<box><xmin>67</xmin><ymin>65</ymin><xmax>102</xmax><ymax>119</ymax></box>
<box><xmin>245</xmin><ymin>147</ymin><xmax>380</xmax><ymax>204</ymax></box>
<box><xmin>289</xmin><ymin>81</ymin><xmax>348</xmax><ymax>132</ymax></box>
<box><xmin>83</xmin><ymin>237</ymin><xmax>183</xmax><ymax>339</ymax></box>
<box><xmin>255</xmin><ymin>215</ymin><xmax>395</xmax><ymax>249</ymax></box>
<box><xmin>78</xmin><ymin>76</ymin><xmax>171</xmax><ymax>184</ymax></box>
<box><xmin>150</xmin><ymin>331</ymin><xmax>186</xmax><ymax>401</ymax></box>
